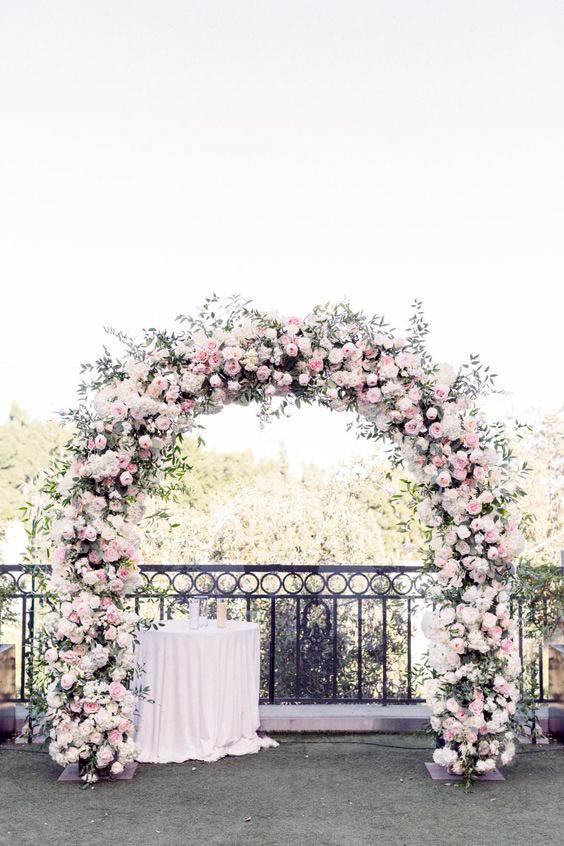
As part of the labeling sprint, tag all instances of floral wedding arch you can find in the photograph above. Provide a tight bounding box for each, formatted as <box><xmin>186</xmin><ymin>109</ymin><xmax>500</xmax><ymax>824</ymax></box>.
<box><xmin>40</xmin><ymin>298</ymin><xmax>524</xmax><ymax>782</ymax></box>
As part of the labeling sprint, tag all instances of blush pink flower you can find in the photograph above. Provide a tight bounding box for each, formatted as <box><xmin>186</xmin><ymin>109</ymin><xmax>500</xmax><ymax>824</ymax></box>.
<box><xmin>94</xmin><ymin>434</ymin><xmax>107</xmax><ymax>450</ymax></box>
<box><xmin>60</xmin><ymin>673</ymin><xmax>77</xmax><ymax>690</ymax></box>
<box><xmin>436</xmin><ymin>470</ymin><xmax>452</xmax><ymax>487</ymax></box>
<box><xmin>109</xmin><ymin>681</ymin><xmax>127</xmax><ymax>701</ymax></box>
<box><xmin>256</xmin><ymin>365</ymin><xmax>271</xmax><ymax>382</ymax></box>
<box><xmin>224</xmin><ymin>359</ymin><xmax>241</xmax><ymax>377</ymax></box>
<box><xmin>365</xmin><ymin>387</ymin><xmax>382</xmax><ymax>404</ymax></box>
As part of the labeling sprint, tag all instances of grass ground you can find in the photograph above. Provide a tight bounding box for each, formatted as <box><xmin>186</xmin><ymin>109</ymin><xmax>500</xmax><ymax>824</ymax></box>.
<box><xmin>1</xmin><ymin>734</ymin><xmax>563</xmax><ymax>846</ymax></box>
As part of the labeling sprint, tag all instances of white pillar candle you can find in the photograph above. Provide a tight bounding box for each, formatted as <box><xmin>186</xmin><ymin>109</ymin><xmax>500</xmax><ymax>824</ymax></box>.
<box><xmin>217</xmin><ymin>599</ymin><xmax>227</xmax><ymax>628</ymax></box>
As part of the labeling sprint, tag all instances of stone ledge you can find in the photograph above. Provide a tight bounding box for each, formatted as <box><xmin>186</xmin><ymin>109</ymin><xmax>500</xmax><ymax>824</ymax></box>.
<box><xmin>259</xmin><ymin>703</ymin><xmax>432</xmax><ymax>732</ymax></box>
<box><xmin>259</xmin><ymin>703</ymin><xmax>550</xmax><ymax>733</ymax></box>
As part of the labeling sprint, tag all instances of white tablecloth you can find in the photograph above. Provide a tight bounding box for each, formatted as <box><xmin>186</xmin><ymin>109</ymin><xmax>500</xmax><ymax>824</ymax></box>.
<box><xmin>135</xmin><ymin>619</ymin><xmax>278</xmax><ymax>763</ymax></box>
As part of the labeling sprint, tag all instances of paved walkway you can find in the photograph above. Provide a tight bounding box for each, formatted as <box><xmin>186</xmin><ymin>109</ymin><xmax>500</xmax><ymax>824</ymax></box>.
<box><xmin>1</xmin><ymin>734</ymin><xmax>563</xmax><ymax>846</ymax></box>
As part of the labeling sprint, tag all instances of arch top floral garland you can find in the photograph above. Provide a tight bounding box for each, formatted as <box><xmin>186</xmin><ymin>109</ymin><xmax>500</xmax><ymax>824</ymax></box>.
<box><xmin>41</xmin><ymin>299</ymin><xmax>524</xmax><ymax>782</ymax></box>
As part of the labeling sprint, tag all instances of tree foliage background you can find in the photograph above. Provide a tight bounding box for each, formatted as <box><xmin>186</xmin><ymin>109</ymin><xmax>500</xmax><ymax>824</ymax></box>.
<box><xmin>0</xmin><ymin>402</ymin><xmax>562</xmax><ymax>568</ymax></box>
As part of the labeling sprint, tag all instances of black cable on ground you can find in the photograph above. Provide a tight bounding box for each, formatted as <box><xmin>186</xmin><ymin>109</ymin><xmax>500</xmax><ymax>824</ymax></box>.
<box><xmin>0</xmin><ymin>739</ymin><xmax>562</xmax><ymax>757</ymax></box>
<box><xmin>277</xmin><ymin>738</ymin><xmax>564</xmax><ymax>753</ymax></box>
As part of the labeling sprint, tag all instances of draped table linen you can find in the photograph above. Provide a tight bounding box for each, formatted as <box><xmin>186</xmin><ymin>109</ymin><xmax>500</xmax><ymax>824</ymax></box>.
<box><xmin>135</xmin><ymin>619</ymin><xmax>277</xmax><ymax>763</ymax></box>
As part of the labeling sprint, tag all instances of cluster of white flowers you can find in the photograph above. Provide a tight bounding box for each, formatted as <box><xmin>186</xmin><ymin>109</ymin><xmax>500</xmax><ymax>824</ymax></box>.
<box><xmin>41</xmin><ymin>302</ymin><xmax>522</xmax><ymax>781</ymax></box>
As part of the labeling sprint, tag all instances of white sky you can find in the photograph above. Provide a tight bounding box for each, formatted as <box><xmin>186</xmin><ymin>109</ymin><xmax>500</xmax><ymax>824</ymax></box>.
<box><xmin>1</xmin><ymin>1</ymin><xmax>563</xmax><ymax>469</ymax></box>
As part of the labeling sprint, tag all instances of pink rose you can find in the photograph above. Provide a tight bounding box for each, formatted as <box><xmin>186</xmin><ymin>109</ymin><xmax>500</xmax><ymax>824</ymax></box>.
<box><xmin>106</xmin><ymin>608</ymin><xmax>121</xmax><ymax>625</ymax></box>
<box><xmin>224</xmin><ymin>359</ymin><xmax>241</xmax><ymax>377</ymax></box>
<box><xmin>45</xmin><ymin>648</ymin><xmax>58</xmax><ymax>663</ymax></box>
<box><xmin>119</xmin><ymin>471</ymin><xmax>133</xmax><ymax>487</ymax></box>
<box><xmin>83</xmin><ymin>700</ymin><xmax>100</xmax><ymax>714</ymax></box>
<box><xmin>111</xmin><ymin>402</ymin><xmax>127</xmax><ymax>420</ymax></box>
<box><xmin>256</xmin><ymin>365</ymin><xmax>271</xmax><ymax>382</ymax></box>
<box><xmin>298</xmin><ymin>373</ymin><xmax>310</xmax><ymax>386</ymax></box>
<box><xmin>307</xmin><ymin>356</ymin><xmax>324</xmax><ymax>373</ymax></box>
<box><xmin>96</xmin><ymin>746</ymin><xmax>115</xmax><ymax>767</ymax></box>
<box><xmin>365</xmin><ymin>387</ymin><xmax>382</xmax><ymax>404</ymax></box>
<box><xmin>109</xmin><ymin>681</ymin><xmax>127</xmax><ymax>701</ymax></box>
<box><xmin>108</xmin><ymin>729</ymin><xmax>123</xmax><ymax>747</ymax></box>
<box><xmin>473</xmin><ymin>466</ymin><xmax>487</xmax><ymax>483</ymax></box>
<box><xmin>285</xmin><ymin>343</ymin><xmax>298</xmax><ymax>357</ymax></box>
<box><xmin>429</xmin><ymin>422</ymin><xmax>443</xmax><ymax>438</ymax></box>
<box><xmin>84</xmin><ymin>525</ymin><xmax>97</xmax><ymax>542</ymax></box>
<box><xmin>449</xmin><ymin>638</ymin><xmax>465</xmax><ymax>654</ymax></box>
<box><xmin>138</xmin><ymin>435</ymin><xmax>152</xmax><ymax>449</ymax></box>
<box><xmin>102</xmin><ymin>540</ymin><xmax>122</xmax><ymax>563</ymax></box>
<box><xmin>94</xmin><ymin>434</ymin><xmax>107</xmax><ymax>450</ymax></box>
<box><xmin>60</xmin><ymin>672</ymin><xmax>77</xmax><ymax>690</ymax></box>
<box><xmin>209</xmin><ymin>374</ymin><xmax>222</xmax><ymax>388</ymax></box>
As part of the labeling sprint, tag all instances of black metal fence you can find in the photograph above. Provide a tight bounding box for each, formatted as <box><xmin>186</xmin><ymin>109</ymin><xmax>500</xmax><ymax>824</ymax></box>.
<box><xmin>0</xmin><ymin>563</ymin><xmax>553</xmax><ymax>705</ymax></box>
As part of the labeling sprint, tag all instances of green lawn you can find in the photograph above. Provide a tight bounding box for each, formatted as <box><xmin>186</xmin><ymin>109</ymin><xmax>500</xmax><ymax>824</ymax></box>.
<box><xmin>1</xmin><ymin>734</ymin><xmax>563</xmax><ymax>846</ymax></box>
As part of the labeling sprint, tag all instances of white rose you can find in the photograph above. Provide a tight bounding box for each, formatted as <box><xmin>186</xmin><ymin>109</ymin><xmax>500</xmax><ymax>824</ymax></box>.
<box><xmin>328</xmin><ymin>347</ymin><xmax>344</xmax><ymax>365</ymax></box>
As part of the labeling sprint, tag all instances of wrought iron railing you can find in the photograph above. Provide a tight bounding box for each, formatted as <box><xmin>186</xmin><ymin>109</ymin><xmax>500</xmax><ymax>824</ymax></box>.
<box><xmin>0</xmin><ymin>563</ymin><xmax>553</xmax><ymax>705</ymax></box>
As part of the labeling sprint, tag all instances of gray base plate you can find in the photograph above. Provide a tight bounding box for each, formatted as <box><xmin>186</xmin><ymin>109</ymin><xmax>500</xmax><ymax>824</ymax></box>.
<box><xmin>58</xmin><ymin>762</ymin><xmax>138</xmax><ymax>782</ymax></box>
<box><xmin>425</xmin><ymin>762</ymin><xmax>505</xmax><ymax>781</ymax></box>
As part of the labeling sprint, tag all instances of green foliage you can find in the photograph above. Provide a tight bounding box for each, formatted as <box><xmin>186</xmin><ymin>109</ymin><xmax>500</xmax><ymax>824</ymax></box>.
<box><xmin>140</xmin><ymin>447</ymin><xmax>422</xmax><ymax>566</ymax></box>
<box><xmin>0</xmin><ymin>404</ymin><xmax>67</xmax><ymax>523</ymax></box>
<box><xmin>0</xmin><ymin>575</ymin><xmax>17</xmax><ymax>641</ymax></box>
<box><xmin>512</xmin><ymin>559</ymin><xmax>564</xmax><ymax>640</ymax></box>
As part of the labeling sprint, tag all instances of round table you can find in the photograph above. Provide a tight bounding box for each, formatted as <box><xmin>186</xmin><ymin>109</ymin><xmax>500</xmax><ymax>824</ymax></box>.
<box><xmin>135</xmin><ymin>619</ymin><xmax>277</xmax><ymax>763</ymax></box>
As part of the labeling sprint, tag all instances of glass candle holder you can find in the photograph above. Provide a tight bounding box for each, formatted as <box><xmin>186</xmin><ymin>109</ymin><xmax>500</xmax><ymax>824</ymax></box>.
<box><xmin>199</xmin><ymin>597</ymin><xmax>208</xmax><ymax>627</ymax></box>
<box><xmin>189</xmin><ymin>599</ymin><xmax>200</xmax><ymax>629</ymax></box>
